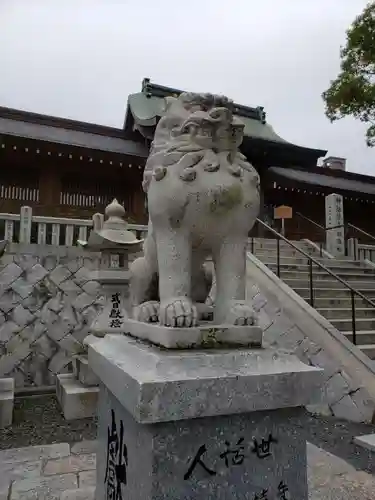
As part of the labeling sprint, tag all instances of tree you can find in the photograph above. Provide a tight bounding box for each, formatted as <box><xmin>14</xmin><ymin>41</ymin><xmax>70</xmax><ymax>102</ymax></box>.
<box><xmin>322</xmin><ymin>2</ymin><xmax>375</xmax><ymax>146</ymax></box>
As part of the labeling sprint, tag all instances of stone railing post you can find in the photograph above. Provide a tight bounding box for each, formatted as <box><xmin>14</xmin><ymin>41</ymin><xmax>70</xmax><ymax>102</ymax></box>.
<box><xmin>4</xmin><ymin>219</ymin><xmax>14</xmax><ymax>242</ymax></box>
<box><xmin>19</xmin><ymin>206</ymin><xmax>32</xmax><ymax>244</ymax></box>
<box><xmin>347</xmin><ymin>237</ymin><xmax>358</xmax><ymax>260</ymax></box>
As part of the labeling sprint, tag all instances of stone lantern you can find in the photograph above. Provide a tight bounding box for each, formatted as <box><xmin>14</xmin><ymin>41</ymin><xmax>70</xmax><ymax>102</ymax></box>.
<box><xmin>56</xmin><ymin>199</ymin><xmax>143</xmax><ymax>420</ymax></box>
<box><xmin>80</xmin><ymin>198</ymin><xmax>143</xmax><ymax>337</ymax></box>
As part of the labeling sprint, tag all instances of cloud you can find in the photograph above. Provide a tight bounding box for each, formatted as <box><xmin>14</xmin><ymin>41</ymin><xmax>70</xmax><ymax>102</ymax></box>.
<box><xmin>0</xmin><ymin>0</ymin><xmax>372</xmax><ymax>174</ymax></box>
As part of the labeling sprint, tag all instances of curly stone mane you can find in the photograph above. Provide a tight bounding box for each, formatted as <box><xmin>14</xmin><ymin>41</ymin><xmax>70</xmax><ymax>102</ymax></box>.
<box><xmin>142</xmin><ymin>92</ymin><xmax>257</xmax><ymax>193</ymax></box>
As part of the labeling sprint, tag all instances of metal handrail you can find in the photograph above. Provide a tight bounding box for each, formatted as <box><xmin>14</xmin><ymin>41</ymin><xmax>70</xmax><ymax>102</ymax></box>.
<box><xmin>347</xmin><ymin>223</ymin><xmax>375</xmax><ymax>244</ymax></box>
<box><xmin>295</xmin><ymin>211</ymin><xmax>325</xmax><ymax>231</ymax></box>
<box><xmin>252</xmin><ymin>218</ymin><xmax>375</xmax><ymax>345</ymax></box>
<box><xmin>297</xmin><ymin>211</ymin><xmax>375</xmax><ymax>244</ymax></box>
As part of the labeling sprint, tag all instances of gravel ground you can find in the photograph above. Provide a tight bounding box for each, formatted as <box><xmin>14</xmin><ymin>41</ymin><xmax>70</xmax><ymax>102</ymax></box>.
<box><xmin>1</xmin><ymin>395</ymin><xmax>375</xmax><ymax>480</ymax></box>
<box><xmin>0</xmin><ymin>394</ymin><xmax>96</xmax><ymax>450</ymax></box>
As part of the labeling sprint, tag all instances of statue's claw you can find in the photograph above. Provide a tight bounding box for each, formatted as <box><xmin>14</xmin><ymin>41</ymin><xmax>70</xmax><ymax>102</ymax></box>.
<box><xmin>133</xmin><ymin>301</ymin><xmax>160</xmax><ymax>323</ymax></box>
<box><xmin>223</xmin><ymin>300</ymin><xmax>257</xmax><ymax>326</ymax></box>
<box><xmin>159</xmin><ymin>297</ymin><xmax>198</xmax><ymax>328</ymax></box>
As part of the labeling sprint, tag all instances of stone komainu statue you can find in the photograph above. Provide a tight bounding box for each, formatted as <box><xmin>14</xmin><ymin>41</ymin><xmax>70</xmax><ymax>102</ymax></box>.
<box><xmin>130</xmin><ymin>92</ymin><xmax>260</xmax><ymax>327</ymax></box>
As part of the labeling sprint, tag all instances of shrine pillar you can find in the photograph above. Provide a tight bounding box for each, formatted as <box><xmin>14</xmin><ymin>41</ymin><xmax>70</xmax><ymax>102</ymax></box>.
<box><xmin>325</xmin><ymin>193</ymin><xmax>345</xmax><ymax>257</ymax></box>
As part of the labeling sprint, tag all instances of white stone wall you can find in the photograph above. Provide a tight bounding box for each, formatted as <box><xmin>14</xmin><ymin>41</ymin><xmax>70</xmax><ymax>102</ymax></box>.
<box><xmin>247</xmin><ymin>252</ymin><xmax>375</xmax><ymax>423</ymax></box>
<box><xmin>0</xmin><ymin>244</ymin><xmax>103</xmax><ymax>388</ymax></box>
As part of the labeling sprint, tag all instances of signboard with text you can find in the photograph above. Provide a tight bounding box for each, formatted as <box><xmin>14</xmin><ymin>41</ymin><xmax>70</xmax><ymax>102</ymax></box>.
<box><xmin>274</xmin><ymin>205</ymin><xmax>293</xmax><ymax>220</ymax></box>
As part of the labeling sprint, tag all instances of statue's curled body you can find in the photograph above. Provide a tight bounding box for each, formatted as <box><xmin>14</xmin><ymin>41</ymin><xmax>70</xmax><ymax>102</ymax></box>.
<box><xmin>130</xmin><ymin>92</ymin><xmax>260</xmax><ymax>327</ymax></box>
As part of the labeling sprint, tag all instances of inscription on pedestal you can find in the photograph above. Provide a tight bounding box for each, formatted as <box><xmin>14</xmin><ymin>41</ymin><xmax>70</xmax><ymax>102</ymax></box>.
<box><xmin>108</xmin><ymin>293</ymin><xmax>124</xmax><ymax>329</ymax></box>
<box><xmin>98</xmin><ymin>387</ymin><xmax>308</xmax><ymax>499</ymax></box>
<box><xmin>183</xmin><ymin>433</ymin><xmax>290</xmax><ymax>499</ymax></box>
<box><xmin>104</xmin><ymin>409</ymin><xmax>128</xmax><ymax>499</ymax></box>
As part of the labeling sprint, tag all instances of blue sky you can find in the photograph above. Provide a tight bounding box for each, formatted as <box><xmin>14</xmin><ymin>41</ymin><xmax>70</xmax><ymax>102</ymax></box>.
<box><xmin>0</xmin><ymin>0</ymin><xmax>373</xmax><ymax>174</ymax></box>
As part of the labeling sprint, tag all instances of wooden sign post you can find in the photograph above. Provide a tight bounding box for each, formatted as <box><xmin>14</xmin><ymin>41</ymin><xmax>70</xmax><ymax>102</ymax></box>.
<box><xmin>274</xmin><ymin>205</ymin><xmax>293</xmax><ymax>236</ymax></box>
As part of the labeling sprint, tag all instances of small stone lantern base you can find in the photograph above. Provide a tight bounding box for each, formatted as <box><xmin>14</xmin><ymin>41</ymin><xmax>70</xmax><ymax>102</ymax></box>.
<box><xmin>0</xmin><ymin>378</ymin><xmax>14</xmax><ymax>428</ymax></box>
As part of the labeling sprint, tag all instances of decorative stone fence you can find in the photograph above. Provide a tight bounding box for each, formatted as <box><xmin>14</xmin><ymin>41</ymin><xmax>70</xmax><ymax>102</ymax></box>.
<box><xmin>0</xmin><ymin>206</ymin><xmax>148</xmax><ymax>246</ymax></box>
<box><xmin>0</xmin><ymin>244</ymin><xmax>103</xmax><ymax>388</ymax></box>
<box><xmin>347</xmin><ymin>237</ymin><xmax>375</xmax><ymax>263</ymax></box>
<box><xmin>0</xmin><ymin>208</ymin><xmax>148</xmax><ymax>390</ymax></box>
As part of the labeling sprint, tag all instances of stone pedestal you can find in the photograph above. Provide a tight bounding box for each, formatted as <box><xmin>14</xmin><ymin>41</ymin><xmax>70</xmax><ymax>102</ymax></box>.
<box><xmin>0</xmin><ymin>377</ymin><xmax>14</xmax><ymax>428</ymax></box>
<box><xmin>56</xmin><ymin>199</ymin><xmax>142</xmax><ymax>420</ymax></box>
<box><xmin>89</xmin><ymin>335</ymin><xmax>323</xmax><ymax>499</ymax></box>
<box><xmin>56</xmin><ymin>374</ymin><xmax>99</xmax><ymax>421</ymax></box>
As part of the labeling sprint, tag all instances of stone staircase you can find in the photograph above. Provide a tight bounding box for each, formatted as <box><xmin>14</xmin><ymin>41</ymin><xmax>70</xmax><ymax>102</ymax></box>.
<box><xmin>249</xmin><ymin>238</ymin><xmax>375</xmax><ymax>359</ymax></box>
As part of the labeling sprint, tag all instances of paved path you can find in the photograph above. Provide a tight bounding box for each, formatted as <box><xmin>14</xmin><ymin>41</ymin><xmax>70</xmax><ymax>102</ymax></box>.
<box><xmin>1</xmin><ymin>440</ymin><xmax>375</xmax><ymax>499</ymax></box>
<box><xmin>0</xmin><ymin>441</ymin><xmax>96</xmax><ymax>500</ymax></box>
<box><xmin>307</xmin><ymin>442</ymin><xmax>375</xmax><ymax>499</ymax></box>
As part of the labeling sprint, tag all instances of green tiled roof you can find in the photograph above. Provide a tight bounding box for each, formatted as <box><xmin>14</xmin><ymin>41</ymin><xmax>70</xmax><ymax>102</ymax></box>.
<box><xmin>127</xmin><ymin>87</ymin><xmax>288</xmax><ymax>144</ymax></box>
<box><xmin>128</xmin><ymin>92</ymin><xmax>164</xmax><ymax>127</ymax></box>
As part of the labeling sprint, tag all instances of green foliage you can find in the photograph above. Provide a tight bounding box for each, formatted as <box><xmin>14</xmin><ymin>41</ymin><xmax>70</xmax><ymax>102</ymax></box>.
<box><xmin>322</xmin><ymin>2</ymin><xmax>375</xmax><ymax>146</ymax></box>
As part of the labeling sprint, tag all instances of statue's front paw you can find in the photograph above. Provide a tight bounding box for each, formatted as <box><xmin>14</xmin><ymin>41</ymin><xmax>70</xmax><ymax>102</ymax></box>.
<box><xmin>133</xmin><ymin>301</ymin><xmax>160</xmax><ymax>323</ymax></box>
<box><xmin>159</xmin><ymin>297</ymin><xmax>198</xmax><ymax>328</ymax></box>
<box><xmin>224</xmin><ymin>300</ymin><xmax>257</xmax><ymax>326</ymax></box>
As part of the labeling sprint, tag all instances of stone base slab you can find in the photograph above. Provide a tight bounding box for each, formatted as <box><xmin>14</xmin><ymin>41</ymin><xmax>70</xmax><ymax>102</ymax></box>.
<box><xmin>0</xmin><ymin>377</ymin><xmax>14</xmax><ymax>428</ymax></box>
<box><xmin>56</xmin><ymin>374</ymin><xmax>99</xmax><ymax>421</ymax></box>
<box><xmin>60</xmin><ymin>486</ymin><xmax>96</xmax><ymax>499</ymax></box>
<box><xmin>122</xmin><ymin>319</ymin><xmax>263</xmax><ymax>349</ymax></box>
<box><xmin>89</xmin><ymin>335</ymin><xmax>324</xmax><ymax>424</ymax></box>
<box><xmin>354</xmin><ymin>433</ymin><xmax>375</xmax><ymax>453</ymax></box>
<box><xmin>72</xmin><ymin>355</ymin><xmax>99</xmax><ymax>387</ymax></box>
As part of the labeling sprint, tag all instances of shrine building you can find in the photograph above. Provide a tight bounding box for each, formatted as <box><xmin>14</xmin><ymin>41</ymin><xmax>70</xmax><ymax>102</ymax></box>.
<box><xmin>0</xmin><ymin>77</ymin><xmax>375</xmax><ymax>240</ymax></box>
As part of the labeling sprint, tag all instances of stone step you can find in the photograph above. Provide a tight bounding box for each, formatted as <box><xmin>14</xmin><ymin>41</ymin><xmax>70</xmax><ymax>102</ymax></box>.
<box><xmin>343</xmin><ymin>330</ymin><xmax>375</xmax><ymax>346</ymax></box>
<box><xmin>275</xmin><ymin>270</ymin><xmax>375</xmax><ymax>282</ymax></box>
<box><xmin>265</xmin><ymin>263</ymin><xmax>375</xmax><ymax>274</ymax></box>
<box><xmin>313</xmin><ymin>297</ymin><xmax>375</xmax><ymax>308</ymax></box>
<box><xmin>251</xmin><ymin>248</ymin><xmax>317</xmax><ymax>257</ymax></box>
<box><xmin>358</xmin><ymin>343</ymin><xmax>375</xmax><ymax>359</ymax></box>
<box><xmin>251</xmin><ymin>250</ymin><xmax>317</xmax><ymax>260</ymax></box>
<box><xmin>260</xmin><ymin>258</ymin><xmax>370</xmax><ymax>271</ymax></box>
<box><xmin>329</xmin><ymin>317</ymin><xmax>375</xmax><ymax>332</ymax></box>
<box><xmin>295</xmin><ymin>287</ymin><xmax>375</xmax><ymax>299</ymax></box>
<box><xmin>56</xmin><ymin>374</ymin><xmax>99</xmax><ymax>420</ymax></box>
<box><xmin>248</xmin><ymin>243</ymin><xmax>307</xmax><ymax>251</ymax></box>
<box><xmin>249</xmin><ymin>240</ymin><xmax>319</xmax><ymax>250</ymax></box>
<box><xmin>285</xmin><ymin>278</ymin><xmax>375</xmax><ymax>290</ymax></box>
<box><xmin>317</xmin><ymin>307</ymin><xmax>375</xmax><ymax>320</ymax></box>
<box><xmin>293</xmin><ymin>283</ymin><xmax>375</xmax><ymax>298</ymax></box>
<box><xmin>248</xmin><ymin>238</ymin><xmax>303</xmax><ymax>247</ymax></box>
<box><xmin>251</xmin><ymin>245</ymin><xmax>330</xmax><ymax>256</ymax></box>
